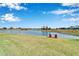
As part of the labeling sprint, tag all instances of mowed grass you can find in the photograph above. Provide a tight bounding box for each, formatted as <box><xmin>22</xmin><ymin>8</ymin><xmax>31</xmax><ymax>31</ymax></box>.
<box><xmin>0</xmin><ymin>34</ymin><xmax>79</xmax><ymax>56</ymax></box>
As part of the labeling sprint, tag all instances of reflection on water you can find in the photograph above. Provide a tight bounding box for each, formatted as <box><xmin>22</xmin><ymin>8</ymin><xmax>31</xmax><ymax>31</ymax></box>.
<box><xmin>42</xmin><ymin>31</ymin><xmax>49</xmax><ymax>36</ymax></box>
<box><xmin>0</xmin><ymin>30</ymin><xmax>79</xmax><ymax>39</ymax></box>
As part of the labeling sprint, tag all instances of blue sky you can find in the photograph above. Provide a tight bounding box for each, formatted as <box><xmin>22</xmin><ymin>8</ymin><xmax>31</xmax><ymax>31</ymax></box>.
<box><xmin>0</xmin><ymin>3</ymin><xmax>79</xmax><ymax>28</ymax></box>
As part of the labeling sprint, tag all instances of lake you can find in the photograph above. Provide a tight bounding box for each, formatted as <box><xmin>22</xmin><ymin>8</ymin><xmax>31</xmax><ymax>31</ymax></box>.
<box><xmin>0</xmin><ymin>30</ymin><xmax>79</xmax><ymax>39</ymax></box>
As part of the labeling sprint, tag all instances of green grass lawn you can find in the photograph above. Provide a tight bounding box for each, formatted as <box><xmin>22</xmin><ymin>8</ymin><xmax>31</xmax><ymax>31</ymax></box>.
<box><xmin>0</xmin><ymin>34</ymin><xmax>79</xmax><ymax>56</ymax></box>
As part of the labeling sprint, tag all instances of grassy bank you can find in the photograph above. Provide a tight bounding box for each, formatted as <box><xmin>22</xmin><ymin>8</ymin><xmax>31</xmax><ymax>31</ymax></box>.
<box><xmin>51</xmin><ymin>29</ymin><xmax>79</xmax><ymax>36</ymax></box>
<box><xmin>0</xmin><ymin>34</ymin><xmax>79</xmax><ymax>56</ymax></box>
<box><xmin>41</xmin><ymin>29</ymin><xmax>79</xmax><ymax>36</ymax></box>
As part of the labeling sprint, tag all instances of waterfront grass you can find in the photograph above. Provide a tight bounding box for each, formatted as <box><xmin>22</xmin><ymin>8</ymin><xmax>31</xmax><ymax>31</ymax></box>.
<box><xmin>51</xmin><ymin>29</ymin><xmax>79</xmax><ymax>36</ymax></box>
<box><xmin>0</xmin><ymin>34</ymin><xmax>79</xmax><ymax>56</ymax></box>
<box><xmin>41</xmin><ymin>29</ymin><xmax>79</xmax><ymax>36</ymax></box>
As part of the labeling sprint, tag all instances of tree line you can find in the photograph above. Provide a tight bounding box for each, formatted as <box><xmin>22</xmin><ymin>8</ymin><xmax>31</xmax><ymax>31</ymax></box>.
<box><xmin>0</xmin><ymin>27</ymin><xmax>32</xmax><ymax>30</ymax></box>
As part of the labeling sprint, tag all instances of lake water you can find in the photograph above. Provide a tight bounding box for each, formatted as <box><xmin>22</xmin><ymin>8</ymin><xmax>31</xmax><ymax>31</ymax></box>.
<box><xmin>0</xmin><ymin>30</ymin><xmax>79</xmax><ymax>39</ymax></box>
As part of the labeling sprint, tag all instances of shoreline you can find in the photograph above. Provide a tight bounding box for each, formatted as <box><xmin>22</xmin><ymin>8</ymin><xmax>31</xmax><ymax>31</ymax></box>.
<box><xmin>40</xmin><ymin>29</ymin><xmax>79</xmax><ymax>36</ymax></box>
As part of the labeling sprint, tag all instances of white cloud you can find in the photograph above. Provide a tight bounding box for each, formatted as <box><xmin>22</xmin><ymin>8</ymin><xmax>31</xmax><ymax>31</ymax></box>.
<box><xmin>47</xmin><ymin>3</ymin><xmax>79</xmax><ymax>16</ymax></box>
<box><xmin>0</xmin><ymin>13</ymin><xmax>21</xmax><ymax>22</ymax></box>
<box><xmin>63</xmin><ymin>18</ymin><xmax>79</xmax><ymax>21</ymax></box>
<box><xmin>49</xmin><ymin>9</ymin><xmax>76</xmax><ymax>15</ymax></box>
<box><xmin>62</xmin><ymin>3</ymin><xmax>75</xmax><ymax>6</ymax></box>
<box><xmin>62</xmin><ymin>3</ymin><xmax>79</xmax><ymax>7</ymax></box>
<box><xmin>0</xmin><ymin>3</ymin><xmax>27</xmax><ymax>10</ymax></box>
